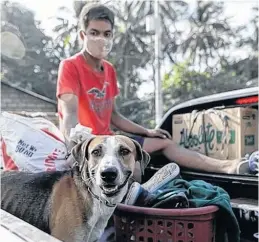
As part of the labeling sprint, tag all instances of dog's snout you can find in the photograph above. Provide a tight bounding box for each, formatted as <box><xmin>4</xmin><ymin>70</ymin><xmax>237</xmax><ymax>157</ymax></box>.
<box><xmin>100</xmin><ymin>167</ymin><xmax>118</xmax><ymax>182</ymax></box>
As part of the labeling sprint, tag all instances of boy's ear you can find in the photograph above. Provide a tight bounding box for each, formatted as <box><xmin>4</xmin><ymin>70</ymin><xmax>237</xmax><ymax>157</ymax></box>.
<box><xmin>79</xmin><ymin>29</ymin><xmax>85</xmax><ymax>41</ymax></box>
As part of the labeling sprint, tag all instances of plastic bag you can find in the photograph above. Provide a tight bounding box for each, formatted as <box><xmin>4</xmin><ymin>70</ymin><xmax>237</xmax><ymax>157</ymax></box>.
<box><xmin>0</xmin><ymin>112</ymin><xmax>70</xmax><ymax>172</ymax></box>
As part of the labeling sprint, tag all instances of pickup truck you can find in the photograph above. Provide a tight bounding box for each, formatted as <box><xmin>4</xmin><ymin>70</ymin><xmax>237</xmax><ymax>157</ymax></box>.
<box><xmin>146</xmin><ymin>86</ymin><xmax>259</xmax><ymax>242</ymax></box>
<box><xmin>1</xmin><ymin>86</ymin><xmax>258</xmax><ymax>242</ymax></box>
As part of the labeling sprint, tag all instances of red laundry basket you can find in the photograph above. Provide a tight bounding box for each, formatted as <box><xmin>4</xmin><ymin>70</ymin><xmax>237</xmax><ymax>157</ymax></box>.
<box><xmin>113</xmin><ymin>204</ymin><xmax>218</xmax><ymax>242</ymax></box>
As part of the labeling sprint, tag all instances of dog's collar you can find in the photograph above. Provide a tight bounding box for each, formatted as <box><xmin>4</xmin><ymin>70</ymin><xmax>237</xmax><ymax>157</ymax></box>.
<box><xmin>65</xmin><ymin>152</ymin><xmax>71</xmax><ymax>160</ymax></box>
<box><xmin>87</xmin><ymin>187</ymin><xmax>116</xmax><ymax>207</ymax></box>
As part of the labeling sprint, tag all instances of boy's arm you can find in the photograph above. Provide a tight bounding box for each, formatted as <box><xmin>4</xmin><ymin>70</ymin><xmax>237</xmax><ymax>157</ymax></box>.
<box><xmin>111</xmin><ymin>101</ymin><xmax>171</xmax><ymax>139</ymax></box>
<box><xmin>59</xmin><ymin>94</ymin><xmax>79</xmax><ymax>144</ymax></box>
<box><xmin>56</xmin><ymin>60</ymin><xmax>80</xmax><ymax>145</ymax></box>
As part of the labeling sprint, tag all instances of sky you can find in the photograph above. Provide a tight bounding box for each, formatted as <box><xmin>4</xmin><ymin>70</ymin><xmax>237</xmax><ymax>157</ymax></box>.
<box><xmin>13</xmin><ymin>0</ymin><xmax>257</xmax><ymax>29</ymax></box>
<box><xmin>9</xmin><ymin>0</ymin><xmax>258</xmax><ymax>97</ymax></box>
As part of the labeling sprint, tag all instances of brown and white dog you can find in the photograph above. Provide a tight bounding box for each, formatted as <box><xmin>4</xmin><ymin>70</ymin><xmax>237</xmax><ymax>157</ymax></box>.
<box><xmin>1</xmin><ymin>135</ymin><xmax>150</xmax><ymax>242</ymax></box>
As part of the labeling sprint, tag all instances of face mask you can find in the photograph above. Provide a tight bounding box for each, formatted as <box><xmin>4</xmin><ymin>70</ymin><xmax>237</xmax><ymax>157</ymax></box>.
<box><xmin>84</xmin><ymin>35</ymin><xmax>113</xmax><ymax>59</ymax></box>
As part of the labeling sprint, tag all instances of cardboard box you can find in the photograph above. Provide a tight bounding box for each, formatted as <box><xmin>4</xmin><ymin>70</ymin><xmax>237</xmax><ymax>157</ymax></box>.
<box><xmin>172</xmin><ymin>107</ymin><xmax>258</xmax><ymax>160</ymax></box>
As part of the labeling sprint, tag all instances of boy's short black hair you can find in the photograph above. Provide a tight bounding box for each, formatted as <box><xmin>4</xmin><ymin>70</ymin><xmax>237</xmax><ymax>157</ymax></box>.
<box><xmin>79</xmin><ymin>4</ymin><xmax>115</xmax><ymax>31</ymax></box>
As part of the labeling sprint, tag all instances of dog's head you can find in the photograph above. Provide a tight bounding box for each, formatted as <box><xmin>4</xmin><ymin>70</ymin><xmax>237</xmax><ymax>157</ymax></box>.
<box><xmin>71</xmin><ymin>135</ymin><xmax>150</xmax><ymax>201</ymax></box>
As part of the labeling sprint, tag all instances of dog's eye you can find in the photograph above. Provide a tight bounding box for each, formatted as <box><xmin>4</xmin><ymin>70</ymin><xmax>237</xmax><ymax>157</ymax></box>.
<box><xmin>120</xmin><ymin>148</ymin><xmax>130</xmax><ymax>156</ymax></box>
<box><xmin>92</xmin><ymin>149</ymin><xmax>102</xmax><ymax>157</ymax></box>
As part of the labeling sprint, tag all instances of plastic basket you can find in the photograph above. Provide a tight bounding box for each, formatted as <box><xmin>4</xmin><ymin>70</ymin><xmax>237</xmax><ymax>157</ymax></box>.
<box><xmin>113</xmin><ymin>204</ymin><xmax>218</xmax><ymax>242</ymax></box>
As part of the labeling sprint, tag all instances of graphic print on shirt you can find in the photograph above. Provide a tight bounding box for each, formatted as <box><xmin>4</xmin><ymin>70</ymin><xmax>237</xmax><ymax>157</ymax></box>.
<box><xmin>88</xmin><ymin>81</ymin><xmax>109</xmax><ymax>99</ymax></box>
<box><xmin>87</xmin><ymin>81</ymin><xmax>113</xmax><ymax>117</ymax></box>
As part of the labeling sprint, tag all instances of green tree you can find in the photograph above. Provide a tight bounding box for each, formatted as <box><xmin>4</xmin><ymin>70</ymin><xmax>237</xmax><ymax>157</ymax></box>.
<box><xmin>162</xmin><ymin>60</ymin><xmax>211</xmax><ymax>109</ymax></box>
<box><xmin>236</xmin><ymin>6</ymin><xmax>258</xmax><ymax>53</ymax></box>
<box><xmin>1</xmin><ymin>1</ymin><xmax>57</xmax><ymax>99</ymax></box>
<box><xmin>180</xmin><ymin>1</ymin><xmax>235</xmax><ymax>70</ymax></box>
<box><xmin>108</xmin><ymin>0</ymin><xmax>188</xmax><ymax>125</ymax></box>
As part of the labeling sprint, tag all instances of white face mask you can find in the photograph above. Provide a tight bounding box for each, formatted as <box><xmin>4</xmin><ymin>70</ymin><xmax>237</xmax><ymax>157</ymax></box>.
<box><xmin>84</xmin><ymin>35</ymin><xmax>113</xmax><ymax>59</ymax></box>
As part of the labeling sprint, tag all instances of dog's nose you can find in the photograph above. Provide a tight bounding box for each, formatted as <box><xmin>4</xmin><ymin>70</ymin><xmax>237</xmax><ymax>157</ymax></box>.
<box><xmin>100</xmin><ymin>167</ymin><xmax>118</xmax><ymax>182</ymax></box>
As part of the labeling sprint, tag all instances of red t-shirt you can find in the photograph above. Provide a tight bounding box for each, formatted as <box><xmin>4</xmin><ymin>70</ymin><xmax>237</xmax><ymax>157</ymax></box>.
<box><xmin>56</xmin><ymin>53</ymin><xmax>119</xmax><ymax>135</ymax></box>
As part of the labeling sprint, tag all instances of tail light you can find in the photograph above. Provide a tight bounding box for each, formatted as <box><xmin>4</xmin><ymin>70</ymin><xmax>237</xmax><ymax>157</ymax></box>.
<box><xmin>235</xmin><ymin>96</ymin><xmax>258</xmax><ymax>105</ymax></box>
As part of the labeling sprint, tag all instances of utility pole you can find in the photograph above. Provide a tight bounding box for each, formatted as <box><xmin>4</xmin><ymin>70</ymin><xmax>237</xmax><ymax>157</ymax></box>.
<box><xmin>154</xmin><ymin>0</ymin><xmax>163</xmax><ymax>125</ymax></box>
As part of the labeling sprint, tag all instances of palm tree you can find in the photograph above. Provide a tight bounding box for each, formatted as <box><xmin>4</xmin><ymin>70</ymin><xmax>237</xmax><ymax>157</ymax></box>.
<box><xmin>110</xmin><ymin>0</ymin><xmax>188</xmax><ymax>98</ymax></box>
<box><xmin>236</xmin><ymin>6</ymin><xmax>258</xmax><ymax>54</ymax></box>
<box><xmin>180</xmin><ymin>1</ymin><xmax>234</xmax><ymax>70</ymax></box>
<box><xmin>50</xmin><ymin>1</ymin><xmax>87</xmax><ymax>59</ymax></box>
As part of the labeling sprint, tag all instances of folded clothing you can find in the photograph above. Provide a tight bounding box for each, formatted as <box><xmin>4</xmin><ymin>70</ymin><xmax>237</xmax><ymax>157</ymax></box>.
<box><xmin>148</xmin><ymin>179</ymin><xmax>240</xmax><ymax>242</ymax></box>
<box><xmin>123</xmin><ymin>162</ymin><xmax>240</xmax><ymax>242</ymax></box>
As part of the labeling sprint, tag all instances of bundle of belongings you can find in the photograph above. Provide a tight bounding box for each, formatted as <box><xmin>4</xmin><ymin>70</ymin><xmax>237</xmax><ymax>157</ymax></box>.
<box><xmin>122</xmin><ymin>163</ymin><xmax>241</xmax><ymax>242</ymax></box>
<box><xmin>0</xmin><ymin>112</ymin><xmax>94</xmax><ymax>172</ymax></box>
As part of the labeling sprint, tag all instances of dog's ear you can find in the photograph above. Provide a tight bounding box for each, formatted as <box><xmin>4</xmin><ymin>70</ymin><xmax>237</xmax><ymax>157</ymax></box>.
<box><xmin>71</xmin><ymin>137</ymin><xmax>95</xmax><ymax>169</ymax></box>
<box><xmin>131</xmin><ymin>139</ymin><xmax>150</xmax><ymax>175</ymax></box>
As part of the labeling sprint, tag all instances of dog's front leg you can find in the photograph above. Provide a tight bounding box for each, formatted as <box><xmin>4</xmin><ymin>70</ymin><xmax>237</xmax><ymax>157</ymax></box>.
<box><xmin>89</xmin><ymin>216</ymin><xmax>114</xmax><ymax>242</ymax></box>
<box><xmin>50</xmin><ymin>176</ymin><xmax>87</xmax><ymax>242</ymax></box>
<box><xmin>51</xmin><ymin>223</ymin><xmax>93</xmax><ymax>242</ymax></box>
<box><xmin>51</xmin><ymin>225</ymin><xmax>75</xmax><ymax>242</ymax></box>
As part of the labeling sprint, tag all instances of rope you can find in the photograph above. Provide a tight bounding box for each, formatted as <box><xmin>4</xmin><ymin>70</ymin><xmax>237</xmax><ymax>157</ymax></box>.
<box><xmin>188</xmin><ymin>108</ymin><xmax>230</xmax><ymax>158</ymax></box>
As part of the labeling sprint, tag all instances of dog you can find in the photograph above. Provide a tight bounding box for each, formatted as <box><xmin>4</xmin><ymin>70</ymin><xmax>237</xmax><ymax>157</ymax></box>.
<box><xmin>1</xmin><ymin>135</ymin><xmax>150</xmax><ymax>242</ymax></box>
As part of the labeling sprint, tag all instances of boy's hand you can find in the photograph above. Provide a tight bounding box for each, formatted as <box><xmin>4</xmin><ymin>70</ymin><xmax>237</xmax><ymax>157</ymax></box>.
<box><xmin>146</xmin><ymin>128</ymin><xmax>172</xmax><ymax>139</ymax></box>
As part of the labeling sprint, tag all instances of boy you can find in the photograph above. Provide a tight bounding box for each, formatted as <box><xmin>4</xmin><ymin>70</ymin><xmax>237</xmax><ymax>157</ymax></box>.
<box><xmin>56</xmin><ymin>4</ymin><xmax>240</xmax><ymax>177</ymax></box>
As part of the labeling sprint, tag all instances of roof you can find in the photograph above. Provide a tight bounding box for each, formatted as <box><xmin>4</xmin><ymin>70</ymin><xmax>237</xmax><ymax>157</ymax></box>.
<box><xmin>1</xmin><ymin>80</ymin><xmax>57</xmax><ymax>105</ymax></box>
